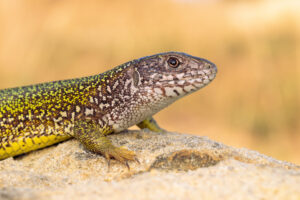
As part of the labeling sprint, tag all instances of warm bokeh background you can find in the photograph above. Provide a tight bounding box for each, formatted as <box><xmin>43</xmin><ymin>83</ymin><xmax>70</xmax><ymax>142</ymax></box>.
<box><xmin>0</xmin><ymin>0</ymin><xmax>299</xmax><ymax>164</ymax></box>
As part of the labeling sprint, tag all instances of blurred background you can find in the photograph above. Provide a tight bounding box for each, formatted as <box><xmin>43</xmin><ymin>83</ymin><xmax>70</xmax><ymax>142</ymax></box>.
<box><xmin>0</xmin><ymin>0</ymin><xmax>299</xmax><ymax>164</ymax></box>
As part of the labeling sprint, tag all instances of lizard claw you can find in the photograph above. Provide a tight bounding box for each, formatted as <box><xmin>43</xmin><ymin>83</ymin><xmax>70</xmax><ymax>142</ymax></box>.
<box><xmin>135</xmin><ymin>157</ymin><xmax>140</xmax><ymax>164</ymax></box>
<box><xmin>125</xmin><ymin>161</ymin><xmax>130</xmax><ymax>170</ymax></box>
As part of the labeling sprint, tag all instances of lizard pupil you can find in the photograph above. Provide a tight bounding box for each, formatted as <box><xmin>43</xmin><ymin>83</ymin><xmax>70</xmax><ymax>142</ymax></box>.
<box><xmin>167</xmin><ymin>57</ymin><xmax>180</xmax><ymax>68</ymax></box>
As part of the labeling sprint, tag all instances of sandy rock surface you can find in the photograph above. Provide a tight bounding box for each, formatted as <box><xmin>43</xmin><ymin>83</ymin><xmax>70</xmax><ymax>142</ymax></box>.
<box><xmin>0</xmin><ymin>130</ymin><xmax>299</xmax><ymax>200</ymax></box>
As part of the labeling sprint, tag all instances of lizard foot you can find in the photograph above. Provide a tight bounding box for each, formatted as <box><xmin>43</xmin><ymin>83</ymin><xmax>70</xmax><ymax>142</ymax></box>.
<box><xmin>74</xmin><ymin>120</ymin><xmax>139</xmax><ymax>170</ymax></box>
<box><xmin>104</xmin><ymin>145</ymin><xmax>139</xmax><ymax>170</ymax></box>
<box><xmin>137</xmin><ymin>117</ymin><xmax>167</xmax><ymax>133</ymax></box>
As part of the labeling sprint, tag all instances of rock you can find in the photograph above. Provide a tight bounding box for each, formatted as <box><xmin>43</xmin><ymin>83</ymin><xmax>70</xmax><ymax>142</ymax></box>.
<box><xmin>0</xmin><ymin>130</ymin><xmax>299</xmax><ymax>200</ymax></box>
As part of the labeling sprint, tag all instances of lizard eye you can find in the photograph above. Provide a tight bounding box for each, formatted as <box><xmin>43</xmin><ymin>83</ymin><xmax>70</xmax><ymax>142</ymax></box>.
<box><xmin>167</xmin><ymin>57</ymin><xmax>180</xmax><ymax>68</ymax></box>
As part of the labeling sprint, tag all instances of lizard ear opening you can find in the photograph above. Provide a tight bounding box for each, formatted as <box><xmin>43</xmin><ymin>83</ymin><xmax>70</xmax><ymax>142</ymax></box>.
<box><xmin>127</xmin><ymin>66</ymin><xmax>141</xmax><ymax>87</ymax></box>
<box><xmin>133</xmin><ymin>70</ymin><xmax>140</xmax><ymax>87</ymax></box>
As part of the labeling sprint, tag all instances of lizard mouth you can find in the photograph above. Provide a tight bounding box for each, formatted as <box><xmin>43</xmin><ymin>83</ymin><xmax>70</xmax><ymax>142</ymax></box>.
<box><xmin>190</xmin><ymin>62</ymin><xmax>217</xmax><ymax>87</ymax></box>
<box><xmin>178</xmin><ymin>64</ymin><xmax>217</xmax><ymax>87</ymax></box>
<box><xmin>172</xmin><ymin>62</ymin><xmax>217</xmax><ymax>95</ymax></box>
<box><xmin>153</xmin><ymin>65</ymin><xmax>217</xmax><ymax>98</ymax></box>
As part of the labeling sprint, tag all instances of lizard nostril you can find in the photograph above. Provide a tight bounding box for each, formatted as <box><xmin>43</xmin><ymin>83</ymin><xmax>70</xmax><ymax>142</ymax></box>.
<box><xmin>205</xmin><ymin>63</ymin><xmax>217</xmax><ymax>73</ymax></box>
<box><xmin>204</xmin><ymin>63</ymin><xmax>211</xmax><ymax>70</ymax></box>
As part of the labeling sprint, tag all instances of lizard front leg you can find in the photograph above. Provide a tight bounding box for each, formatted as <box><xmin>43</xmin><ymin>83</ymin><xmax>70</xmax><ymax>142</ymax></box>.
<box><xmin>137</xmin><ymin>117</ymin><xmax>166</xmax><ymax>133</ymax></box>
<box><xmin>73</xmin><ymin>120</ymin><xmax>137</xmax><ymax>168</ymax></box>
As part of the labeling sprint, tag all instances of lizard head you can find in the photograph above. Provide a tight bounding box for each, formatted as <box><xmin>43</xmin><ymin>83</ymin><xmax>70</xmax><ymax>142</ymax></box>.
<box><xmin>133</xmin><ymin>52</ymin><xmax>217</xmax><ymax>99</ymax></box>
<box><xmin>103</xmin><ymin>52</ymin><xmax>217</xmax><ymax>131</ymax></box>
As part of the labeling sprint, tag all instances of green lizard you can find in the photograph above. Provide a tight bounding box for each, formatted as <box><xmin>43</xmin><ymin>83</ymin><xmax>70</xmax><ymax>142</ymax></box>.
<box><xmin>0</xmin><ymin>52</ymin><xmax>217</xmax><ymax>166</ymax></box>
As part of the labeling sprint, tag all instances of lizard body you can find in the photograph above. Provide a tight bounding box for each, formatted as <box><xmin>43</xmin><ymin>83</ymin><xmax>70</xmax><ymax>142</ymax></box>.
<box><xmin>0</xmin><ymin>52</ymin><xmax>217</xmax><ymax>164</ymax></box>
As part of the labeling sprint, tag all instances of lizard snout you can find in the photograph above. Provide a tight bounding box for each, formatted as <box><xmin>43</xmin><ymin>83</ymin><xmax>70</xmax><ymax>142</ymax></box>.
<box><xmin>203</xmin><ymin>62</ymin><xmax>218</xmax><ymax>74</ymax></box>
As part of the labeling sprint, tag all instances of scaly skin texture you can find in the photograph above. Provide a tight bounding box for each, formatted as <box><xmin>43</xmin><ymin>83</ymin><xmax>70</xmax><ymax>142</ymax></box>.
<box><xmin>0</xmin><ymin>52</ymin><xmax>217</xmax><ymax>165</ymax></box>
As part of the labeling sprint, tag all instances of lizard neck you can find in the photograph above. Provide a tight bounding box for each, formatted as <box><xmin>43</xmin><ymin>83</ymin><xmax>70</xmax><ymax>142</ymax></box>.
<box><xmin>83</xmin><ymin>66</ymin><xmax>180</xmax><ymax>132</ymax></box>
